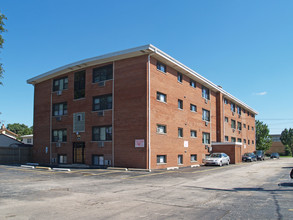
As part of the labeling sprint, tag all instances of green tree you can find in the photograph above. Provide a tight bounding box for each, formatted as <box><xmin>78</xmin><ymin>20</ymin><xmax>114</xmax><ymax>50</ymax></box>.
<box><xmin>280</xmin><ymin>128</ymin><xmax>293</xmax><ymax>156</ymax></box>
<box><xmin>256</xmin><ymin>120</ymin><xmax>272</xmax><ymax>152</ymax></box>
<box><xmin>7</xmin><ymin>123</ymin><xmax>33</xmax><ymax>137</ymax></box>
<box><xmin>0</xmin><ymin>11</ymin><xmax>7</xmax><ymax>85</ymax></box>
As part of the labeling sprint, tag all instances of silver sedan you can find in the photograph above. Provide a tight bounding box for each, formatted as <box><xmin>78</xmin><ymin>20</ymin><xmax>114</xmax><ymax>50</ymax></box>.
<box><xmin>204</xmin><ymin>153</ymin><xmax>230</xmax><ymax>166</ymax></box>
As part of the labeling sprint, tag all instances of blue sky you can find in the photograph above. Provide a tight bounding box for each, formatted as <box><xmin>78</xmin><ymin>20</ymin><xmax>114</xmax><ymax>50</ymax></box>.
<box><xmin>1</xmin><ymin>0</ymin><xmax>293</xmax><ymax>134</ymax></box>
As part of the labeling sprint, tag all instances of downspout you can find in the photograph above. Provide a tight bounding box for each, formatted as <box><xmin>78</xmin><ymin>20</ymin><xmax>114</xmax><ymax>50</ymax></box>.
<box><xmin>49</xmin><ymin>84</ymin><xmax>52</xmax><ymax>165</ymax></box>
<box><xmin>112</xmin><ymin>61</ymin><xmax>115</xmax><ymax>167</ymax></box>
<box><xmin>148</xmin><ymin>54</ymin><xmax>152</xmax><ymax>171</ymax></box>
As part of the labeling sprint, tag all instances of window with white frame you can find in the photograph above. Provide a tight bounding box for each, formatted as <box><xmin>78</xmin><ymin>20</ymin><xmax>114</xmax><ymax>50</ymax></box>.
<box><xmin>178</xmin><ymin>155</ymin><xmax>183</xmax><ymax>164</ymax></box>
<box><xmin>190</xmin><ymin>130</ymin><xmax>197</xmax><ymax>138</ymax></box>
<box><xmin>190</xmin><ymin>79</ymin><xmax>196</xmax><ymax>88</ymax></box>
<box><xmin>237</xmin><ymin>122</ymin><xmax>242</xmax><ymax>131</ymax></box>
<box><xmin>225</xmin><ymin>117</ymin><xmax>229</xmax><ymax>123</ymax></box>
<box><xmin>52</xmin><ymin>129</ymin><xmax>67</xmax><ymax>142</ymax></box>
<box><xmin>191</xmin><ymin>154</ymin><xmax>197</xmax><ymax>162</ymax></box>
<box><xmin>157</xmin><ymin>155</ymin><xmax>166</xmax><ymax>164</ymax></box>
<box><xmin>224</xmin><ymin>98</ymin><xmax>228</xmax><ymax>104</ymax></box>
<box><xmin>225</xmin><ymin>136</ymin><xmax>229</xmax><ymax>142</ymax></box>
<box><xmin>178</xmin><ymin>99</ymin><xmax>183</xmax><ymax>109</ymax></box>
<box><xmin>178</xmin><ymin>128</ymin><xmax>183</xmax><ymax>138</ymax></box>
<box><xmin>58</xmin><ymin>154</ymin><xmax>67</xmax><ymax>164</ymax></box>
<box><xmin>93</xmin><ymin>94</ymin><xmax>112</xmax><ymax>111</ymax></box>
<box><xmin>231</xmin><ymin>119</ymin><xmax>236</xmax><ymax>129</ymax></box>
<box><xmin>53</xmin><ymin>102</ymin><xmax>68</xmax><ymax>116</ymax></box>
<box><xmin>202</xmin><ymin>86</ymin><xmax>210</xmax><ymax>100</ymax></box>
<box><xmin>157</xmin><ymin>124</ymin><xmax>166</xmax><ymax>134</ymax></box>
<box><xmin>156</xmin><ymin>92</ymin><xmax>167</xmax><ymax>103</ymax></box>
<box><xmin>53</xmin><ymin>77</ymin><xmax>68</xmax><ymax>92</ymax></box>
<box><xmin>237</xmin><ymin>138</ymin><xmax>242</xmax><ymax>143</ymax></box>
<box><xmin>237</xmin><ymin>106</ymin><xmax>241</xmax><ymax>115</ymax></box>
<box><xmin>157</xmin><ymin>61</ymin><xmax>166</xmax><ymax>73</ymax></box>
<box><xmin>177</xmin><ymin>72</ymin><xmax>183</xmax><ymax>83</ymax></box>
<box><xmin>92</xmin><ymin>126</ymin><xmax>112</xmax><ymax>141</ymax></box>
<box><xmin>202</xmin><ymin>132</ymin><xmax>210</xmax><ymax>144</ymax></box>
<box><xmin>231</xmin><ymin>137</ymin><xmax>236</xmax><ymax>142</ymax></box>
<box><xmin>231</xmin><ymin>102</ymin><xmax>236</xmax><ymax>112</ymax></box>
<box><xmin>190</xmin><ymin>104</ymin><xmax>197</xmax><ymax>112</ymax></box>
<box><xmin>202</xmin><ymin>109</ymin><xmax>210</xmax><ymax>121</ymax></box>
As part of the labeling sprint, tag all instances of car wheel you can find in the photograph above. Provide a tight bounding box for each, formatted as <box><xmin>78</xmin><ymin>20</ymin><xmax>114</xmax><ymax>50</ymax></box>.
<box><xmin>227</xmin><ymin>161</ymin><xmax>230</xmax><ymax>165</ymax></box>
<box><xmin>219</xmin><ymin>161</ymin><xmax>223</xmax><ymax>166</ymax></box>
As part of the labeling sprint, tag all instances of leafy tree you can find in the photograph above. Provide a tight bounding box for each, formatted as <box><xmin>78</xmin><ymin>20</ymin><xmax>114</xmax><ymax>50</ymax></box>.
<box><xmin>256</xmin><ymin>120</ymin><xmax>272</xmax><ymax>152</ymax></box>
<box><xmin>0</xmin><ymin>11</ymin><xmax>7</xmax><ymax>85</ymax></box>
<box><xmin>7</xmin><ymin>123</ymin><xmax>33</xmax><ymax>137</ymax></box>
<box><xmin>280</xmin><ymin>128</ymin><xmax>293</xmax><ymax>156</ymax></box>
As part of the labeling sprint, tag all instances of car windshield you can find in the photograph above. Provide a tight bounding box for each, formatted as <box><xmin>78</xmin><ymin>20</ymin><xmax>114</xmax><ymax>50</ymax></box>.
<box><xmin>244</xmin><ymin>153</ymin><xmax>250</xmax><ymax>156</ymax></box>
<box><xmin>210</xmin><ymin>153</ymin><xmax>221</xmax><ymax>158</ymax></box>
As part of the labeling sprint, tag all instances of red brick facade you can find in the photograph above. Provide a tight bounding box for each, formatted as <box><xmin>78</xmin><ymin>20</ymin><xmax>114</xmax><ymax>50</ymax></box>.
<box><xmin>28</xmin><ymin>45</ymin><xmax>257</xmax><ymax>169</ymax></box>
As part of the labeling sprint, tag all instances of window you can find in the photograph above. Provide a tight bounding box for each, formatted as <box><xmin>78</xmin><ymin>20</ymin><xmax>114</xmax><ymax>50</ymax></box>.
<box><xmin>231</xmin><ymin>102</ymin><xmax>236</xmax><ymax>112</ymax></box>
<box><xmin>190</xmin><ymin>79</ymin><xmax>196</xmax><ymax>88</ymax></box>
<box><xmin>248</xmin><ymin>140</ymin><xmax>250</xmax><ymax>145</ymax></box>
<box><xmin>237</xmin><ymin>138</ymin><xmax>242</xmax><ymax>143</ymax></box>
<box><xmin>225</xmin><ymin>136</ymin><xmax>229</xmax><ymax>142</ymax></box>
<box><xmin>231</xmin><ymin>137</ymin><xmax>236</xmax><ymax>142</ymax></box>
<box><xmin>178</xmin><ymin>128</ymin><xmax>183</xmax><ymax>138</ymax></box>
<box><xmin>202</xmin><ymin>86</ymin><xmax>210</xmax><ymax>100</ymax></box>
<box><xmin>248</xmin><ymin>111</ymin><xmax>250</xmax><ymax>116</ymax></box>
<box><xmin>53</xmin><ymin>102</ymin><xmax>67</xmax><ymax>116</ymax></box>
<box><xmin>231</xmin><ymin>119</ymin><xmax>236</xmax><ymax>129</ymax></box>
<box><xmin>177</xmin><ymin>72</ymin><xmax>183</xmax><ymax>83</ymax></box>
<box><xmin>178</xmin><ymin>155</ymin><xmax>183</xmax><ymax>164</ymax></box>
<box><xmin>92</xmin><ymin>126</ymin><xmax>112</xmax><ymax>141</ymax></box>
<box><xmin>93</xmin><ymin>94</ymin><xmax>112</xmax><ymax>111</ymax></box>
<box><xmin>52</xmin><ymin>129</ymin><xmax>67</xmax><ymax>142</ymax></box>
<box><xmin>178</xmin><ymin>99</ymin><xmax>183</xmax><ymax>109</ymax></box>
<box><xmin>58</xmin><ymin>155</ymin><xmax>67</xmax><ymax>164</ymax></box>
<box><xmin>53</xmin><ymin>77</ymin><xmax>68</xmax><ymax>92</ymax></box>
<box><xmin>74</xmin><ymin>71</ymin><xmax>86</xmax><ymax>99</ymax></box>
<box><xmin>190</xmin><ymin>130</ymin><xmax>197</xmax><ymax>138</ymax></box>
<box><xmin>224</xmin><ymin>98</ymin><xmax>228</xmax><ymax>104</ymax></box>
<box><xmin>157</xmin><ymin>124</ymin><xmax>166</xmax><ymax>134</ymax></box>
<box><xmin>248</xmin><ymin>125</ymin><xmax>250</xmax><ymax>130</ymax></box>
<box><xmin>244</xmin><ymin>139</ymin><xmax>247</xmax><ymax>144</ymax></box>
<box><xmin>157</xmin><ymin>61</ymin><xmax>166</xmax><ymax>73</ymax></box>
<box><xmin>157</xmin><ymin>92</ymin><xmax>167</xmax><ymax>103</ymax></box>
<box><xmin>243</xmin><ymin>124</ymin><xmax>246</xmax><ymax>128</ymax></box>
<box><xmin>27</xmin><ymin>139</ymin><xmax>32</xmax><ymax>144</ymax></box>
<box><xmin>190</xmin><ymin>104</ymin><xmax>197</xmax><ymax>112</ymax></box>
<box><xmin>202</xmin><ymin>109</ymin><xmax>210</xmax><ymax>121</ymax></box>
<box><xmin>202</xmin><ymin>132</ymin><xmax>210</xmax><ymax>144</ymax></box>
<box><xmin>251</xmin><ymin>114</ymin><xmax>255</xmax><ymax>118</ymax></box>
<box><xmin>191</xmin><ymin>154</ymin><xmax>197</xmax><ymax>162</ymax></box>
<box><xmin>92</xmin><ymin>64</ymin><xmax>113</xmax><ymax>83</ymax></box>
<box><xmin>252</xmin><ymin>140</ymin><xmax>255</xmax><ymax>144</ymax></box>
<box><xmin>237</xmin><ymin>106</ymin><xmax>241</xmax><ymax>115</ymax></box>
<box><xmin>157</xmin><ymin>155</ymin><xmax>166</xmax><ymax>164</ymax></box>
<box><xmin>73</xmin><ymin>112</ymin><xmax>85</xmax><ymax>133</ymax></box>
<box><xmin>225</xmin><ymin>117</ymin><xmax>229</xmax><ymax>123</ymax></box>
<box><xmin>237</xmin><ymin>122</ymin><xmax>242</xmax><ymax>131</ymax></box>
<box><xmin>252</xmin><ymin>126</ymin><xmax>254</xmax><ymax>131</ymax></box>
<box><xmin>243</xmin><ymin>109</ymin><xmax>246</xmax><ymax>113</ymax></box>
<box><xmin>92</xmin><ymin>155</ymin><xmax>104</xmax><ymax>166</ymax></box>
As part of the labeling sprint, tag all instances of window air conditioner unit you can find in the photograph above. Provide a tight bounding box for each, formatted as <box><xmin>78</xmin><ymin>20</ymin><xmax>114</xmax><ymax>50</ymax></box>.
<box><xmin>56</xmin><ymin>116</ymin><xmax>62</xmax><ymax>121</ymax></box>
<box><xmin>56</xmin><ymin>142</ymin><xmax>61</xmax><ymax>147</ymax></box>
<box><xmin>98</xmin><ymin>81</ymin><xmax>105</xmax><ymax>87</ymax></box>
<box><xmin>57</xmin><ymin>90</ymin><xmax>62</xmax><ymax>96</ymax></box>
<box><xmin>205</xmin><ymin>121</ymin><xmax>208</xmax><ymax>126</ymax></box>
<box><xmin>98</xmin><ymin>141</ymin><xmax>104</xmax><ymax>147</ymax></box>
<box><xmin>97</xmin><ymin>111</ymin><xmax>104</xmax><ymax>116</ymax></box>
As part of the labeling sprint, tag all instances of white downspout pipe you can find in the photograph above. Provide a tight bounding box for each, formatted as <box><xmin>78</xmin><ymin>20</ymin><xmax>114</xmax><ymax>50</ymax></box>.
<box><xmin>148</xmin><ymin>54</ymin><xmax>152</xmax><ymax>171</ymax></box>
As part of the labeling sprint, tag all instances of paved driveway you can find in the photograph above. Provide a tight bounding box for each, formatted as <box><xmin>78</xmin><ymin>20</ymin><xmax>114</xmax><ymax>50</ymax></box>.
<box><xmin>1</xmin><ymin>158</ymin><xmax>293</xmax><ymax>219</ymax></box>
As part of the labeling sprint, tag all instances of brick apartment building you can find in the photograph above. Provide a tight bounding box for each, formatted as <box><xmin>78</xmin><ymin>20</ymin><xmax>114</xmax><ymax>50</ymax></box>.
<box><xmin>27</xmin><ymin>44</ymin><xmax>257</xmax><ymax>169</ymax></box>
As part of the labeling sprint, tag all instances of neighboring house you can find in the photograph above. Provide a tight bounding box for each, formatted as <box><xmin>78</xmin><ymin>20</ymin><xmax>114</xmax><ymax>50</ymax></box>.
<box><xmin>21</xmin><ymin>134</ymin><xmax>33</xmax><ymax>145</ymax></box>
<box><xmin>266</xmin><ymin>134</ymin><xmax>286</xmax><ymax>155</ymax></box>
<box><xmin>27</xmin><ymin>44</ymin><xmax>257</xmax><ymax>169</ymax></box>
<box><xmin>0</xmin><ymin>133</ymin><xmax>32</xmax><ymax>164</ymax></box>
<box><xmin>0</xmin><ymin>124</ymin><xmax>18</xmax><ymax>139</ymax></box>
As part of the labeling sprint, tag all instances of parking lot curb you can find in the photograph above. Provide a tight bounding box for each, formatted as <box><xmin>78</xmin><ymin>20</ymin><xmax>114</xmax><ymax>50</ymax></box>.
<box><xmin>107</xmin><ymin>167</ymin><xmax>128</xmax><ymax>171</ymax></box>
<box><xmin>35</xmin><ymin>166</ymin><xmax>52</xmax><ymax>170</ymax></box>
<box><xmin>21</xmin><ymin>165</ymin><xmax>35</xmax><ymax>169</ymax></box>
<box><xmin>52</xmin><ymin>168</ymin><xmax>71</xmax><ymax>172</ymax></box>
<box><xmin>167</xmin><ymin>167</ymin><xmax>179</xmax><ymax>170</ymax></box>
<box><xmin>127</xmin><ymin>168</ymin><xmax>151</xmax><ymax>172</ymax></box>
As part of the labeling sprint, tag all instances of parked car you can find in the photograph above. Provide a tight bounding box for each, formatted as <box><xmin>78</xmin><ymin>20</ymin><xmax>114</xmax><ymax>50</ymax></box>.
<box><xmin>255</xmin><ymin>150</ymin><xmax>265</xmax><ymax>161</ymax></box>
<box><xmin>242</xmin><ymin>153</ymin><xmax>257</xmax><ymax>162</ymax></box>
<box><xmin>205</xmin><ymin>153</ymin><xmax>230</xmax><ymax>166</ymax></box>
<box><xmin>290</xmin><ymin>169</ymin><xmax>293</xmax><ymax>179</ymax></box>
<box><xmin>270</xmin><ymin>152</ymin><xmax>280</xmax><ymax>159</ymax></box>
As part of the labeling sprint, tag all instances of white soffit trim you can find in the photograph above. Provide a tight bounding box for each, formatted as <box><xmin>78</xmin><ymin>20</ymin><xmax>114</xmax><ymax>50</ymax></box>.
<box><xmin>27</xmin><ymin>44</ymin><xmax>257</xmax><ymax>114</ymax></box>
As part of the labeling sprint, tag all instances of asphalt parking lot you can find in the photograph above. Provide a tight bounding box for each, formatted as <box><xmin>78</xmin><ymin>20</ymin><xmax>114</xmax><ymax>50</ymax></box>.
<box><xmin>1</xmin><ymin>158</ymin><xmax>293</xmax><ymax>219</ymax></box>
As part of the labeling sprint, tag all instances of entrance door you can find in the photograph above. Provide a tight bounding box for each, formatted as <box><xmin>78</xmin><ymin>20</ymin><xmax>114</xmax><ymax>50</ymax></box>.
<box><xmin>73</xmin><ymin>142</ymin><xmax>85</xmax><ymax>164</ymax></box>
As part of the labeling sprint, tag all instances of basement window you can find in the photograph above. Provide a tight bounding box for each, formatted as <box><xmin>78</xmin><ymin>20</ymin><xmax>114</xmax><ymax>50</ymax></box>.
<box><xmin>157</xmin><ymin>155</ymin><xmax>167</xmax><ymax>164</ymax></box>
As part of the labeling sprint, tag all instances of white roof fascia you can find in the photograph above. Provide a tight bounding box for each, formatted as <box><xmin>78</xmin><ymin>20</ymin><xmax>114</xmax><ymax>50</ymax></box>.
<box><xmin>27</xmin><ymin>44</ymin><xmax>257</xmax><ymax>114</ymax></box>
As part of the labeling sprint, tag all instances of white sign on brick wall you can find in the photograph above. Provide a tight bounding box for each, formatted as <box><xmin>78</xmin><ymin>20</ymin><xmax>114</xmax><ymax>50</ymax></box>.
<box><xmin>184</xmin><ymin>141</ymin><xmax>188</xmax><ymax>148</ymax></box>
<box><xmin>135</xmin><ymin>139</ymin><xmax>145</xmax><ymax>148</ymax></box>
